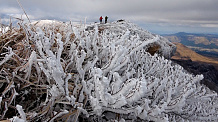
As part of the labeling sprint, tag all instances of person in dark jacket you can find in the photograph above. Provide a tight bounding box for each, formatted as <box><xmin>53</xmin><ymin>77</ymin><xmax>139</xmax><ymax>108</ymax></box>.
<box><xmin>99</xmin><ymin>16</ymin><xmax>103</xmax><ymax>23</ymax></box>
<box><xmin>105</xmin><ymin>16</ymin><xmax>108</xmax><ymax>23</ymax></box>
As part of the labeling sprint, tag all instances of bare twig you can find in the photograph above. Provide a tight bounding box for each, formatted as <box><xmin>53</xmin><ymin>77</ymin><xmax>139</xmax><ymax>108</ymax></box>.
<box><xmin>16</xmin><ymin>0</ymin><xmax>31</xmax><ymax>23</ymax></box>
<box><xmin>0</xmin><ymin>17</ymin><xmax>1</xmax><ymax>27</ymax></box>
<box><xmin>9</xmin><ymin>16</ymin><xmax>12</xmax><ymax>31</ymax></box>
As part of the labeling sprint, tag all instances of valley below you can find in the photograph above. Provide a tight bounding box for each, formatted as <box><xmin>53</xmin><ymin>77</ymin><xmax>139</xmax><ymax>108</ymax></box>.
<box><xmin>163</xmin><ymin>32</ymin><xmax>218</xmax><ymax>59</ymax></box>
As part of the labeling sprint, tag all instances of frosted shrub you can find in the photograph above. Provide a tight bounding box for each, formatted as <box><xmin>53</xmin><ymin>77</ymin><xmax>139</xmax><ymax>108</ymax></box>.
<box><xmin>0</xmin><ymin>20</ymin><xmax>217</xmax><ymax>121</ymax></box>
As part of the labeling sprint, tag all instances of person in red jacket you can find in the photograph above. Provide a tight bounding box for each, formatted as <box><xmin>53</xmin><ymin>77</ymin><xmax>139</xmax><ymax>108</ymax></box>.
<box><xmin>99</xmin><ymin>16</ymin><xmax>103</xmax><ymax>23</ymax></box>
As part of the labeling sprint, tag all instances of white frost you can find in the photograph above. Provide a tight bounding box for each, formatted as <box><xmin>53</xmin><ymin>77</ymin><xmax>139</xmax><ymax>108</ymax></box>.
<box><xmin>16</xmin><ymin>105</ymin><xmax>26</xmax><ymax>121</ymax></box>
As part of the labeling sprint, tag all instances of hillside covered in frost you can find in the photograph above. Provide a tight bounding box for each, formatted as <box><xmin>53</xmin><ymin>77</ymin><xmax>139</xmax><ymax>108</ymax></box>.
<box><xmin>0</xmin><ymin>20</ymin><xmax>217</xmax><ymax>122</ymax></box>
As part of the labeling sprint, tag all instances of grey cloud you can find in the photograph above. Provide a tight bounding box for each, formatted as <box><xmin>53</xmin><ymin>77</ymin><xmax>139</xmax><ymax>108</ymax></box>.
<box><xmin>1</xmin><ymin>0</ymin><xmax>218</xmax><ymax>34</ymax></box>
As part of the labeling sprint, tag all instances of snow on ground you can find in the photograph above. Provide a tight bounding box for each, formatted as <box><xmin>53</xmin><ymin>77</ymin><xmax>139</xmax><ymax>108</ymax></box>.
<box><xmin>31</xmin><ymin>20</ymin><xmax>64</xmax><ymax>27</ymax></box>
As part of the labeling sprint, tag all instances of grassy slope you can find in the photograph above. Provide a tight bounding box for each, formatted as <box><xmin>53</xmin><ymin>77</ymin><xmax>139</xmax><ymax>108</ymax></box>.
<box><xmin>172</xmin><ymin>42</ymin><xmax>218</xmax><ymax>70</ymax></box>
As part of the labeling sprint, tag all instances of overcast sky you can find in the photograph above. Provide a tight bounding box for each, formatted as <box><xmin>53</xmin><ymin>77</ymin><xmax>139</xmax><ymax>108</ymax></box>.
<box><xmin>1</xmin><ymin>0</ymin><xmax>218</xmax><ymax>34</ymax></box>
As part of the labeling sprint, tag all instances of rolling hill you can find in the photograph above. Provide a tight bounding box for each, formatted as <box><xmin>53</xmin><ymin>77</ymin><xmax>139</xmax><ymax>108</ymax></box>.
<box><xmin>171</xmin><ymin>42</ymin><xmax>218</xmax><ymax>70</ymax></box>
<box><xmin>163</xmin><ymin>32</ymin><xmax>218</xmax><ymax>58</ymax></box>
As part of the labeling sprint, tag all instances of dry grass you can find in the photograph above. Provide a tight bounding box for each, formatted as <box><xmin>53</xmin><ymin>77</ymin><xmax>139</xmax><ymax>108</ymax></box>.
<box><xmin>0</xmin><ymin>24</ymin><xmax>85</xmax><ymax>121</ymax></box>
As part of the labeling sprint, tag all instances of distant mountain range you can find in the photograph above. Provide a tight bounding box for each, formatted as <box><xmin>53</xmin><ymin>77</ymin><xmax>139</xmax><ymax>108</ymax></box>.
<box><xmin>163</xmin><ymin>32</ymin><xmax>218</xmax><ymax>58</ymax></box>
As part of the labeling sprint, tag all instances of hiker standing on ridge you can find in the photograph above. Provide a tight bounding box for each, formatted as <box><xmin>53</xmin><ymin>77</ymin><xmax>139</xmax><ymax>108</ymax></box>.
<box><xmin>105</xmin><ymin>16</ymin><xmax>108</xmax><ymax>23</ymax></box>
<box><xmin>99</xmin><ymin>16</ymin><xmax>103</xmax><ymax>23</ymax></box>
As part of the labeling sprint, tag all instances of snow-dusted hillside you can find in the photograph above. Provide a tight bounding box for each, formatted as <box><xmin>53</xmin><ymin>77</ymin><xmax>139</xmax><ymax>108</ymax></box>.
<box><xmin>0</xmin><ymin>20</ymin><xmax>217</xmax><ymax>122</ymax></box>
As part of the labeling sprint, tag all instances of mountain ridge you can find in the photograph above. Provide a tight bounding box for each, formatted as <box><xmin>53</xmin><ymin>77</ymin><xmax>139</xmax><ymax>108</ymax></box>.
<box><xmin>162</xmin><ymin>32</ymin><xmax>218</xmax><ymax>36</ymax></box>
<box><xmin>0</xmin><ymin>20</ymin><xmax>217</xmax><ymax>122</ymax></box>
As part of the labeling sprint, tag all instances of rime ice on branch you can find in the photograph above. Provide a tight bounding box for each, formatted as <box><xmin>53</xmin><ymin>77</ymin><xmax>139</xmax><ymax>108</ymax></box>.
<box><xmin>0</xmin><ymin>20</ymin><xmax>217</xmax><ymax>121</ymax></box>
